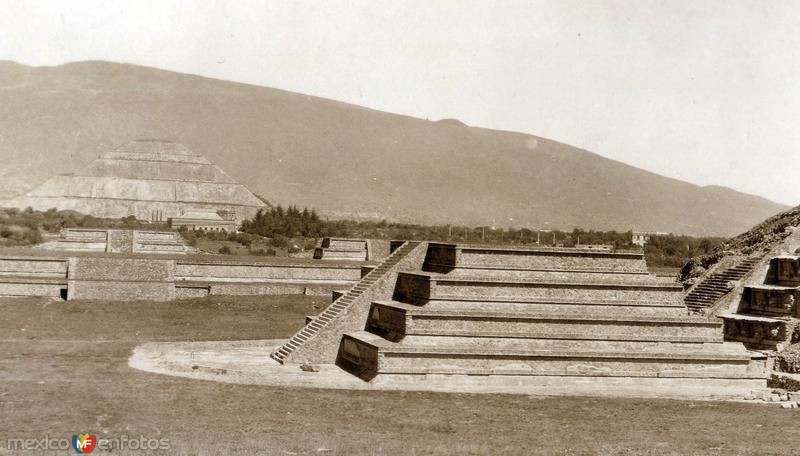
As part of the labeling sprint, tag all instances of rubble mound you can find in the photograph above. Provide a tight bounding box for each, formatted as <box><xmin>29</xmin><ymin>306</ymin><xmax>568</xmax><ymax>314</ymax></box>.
<box><xmin>681</xmin><ymin>205</ymin><xmax>800</xmax><ymax>281</ymax></box>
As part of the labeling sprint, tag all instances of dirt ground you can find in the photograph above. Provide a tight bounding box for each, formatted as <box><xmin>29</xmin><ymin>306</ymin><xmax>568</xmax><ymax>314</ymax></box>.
<box><xmin>1</xmin><ymin>295</ymin><xmax>799</xmax><ymax>455</ymax></box>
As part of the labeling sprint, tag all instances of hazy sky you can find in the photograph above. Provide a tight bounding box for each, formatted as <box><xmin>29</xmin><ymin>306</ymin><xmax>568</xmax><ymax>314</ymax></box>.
<box><xmin>1</xmin><ymin>0</ymin><xmax>798</xmax><ymax>205</ymax></box>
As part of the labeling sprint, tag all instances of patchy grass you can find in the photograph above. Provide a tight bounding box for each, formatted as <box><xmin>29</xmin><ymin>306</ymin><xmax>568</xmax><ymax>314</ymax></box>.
<box><xmin>0</xmin><ymin>296</ymin><xmax>798</xmax><ymax>455</ymax></box>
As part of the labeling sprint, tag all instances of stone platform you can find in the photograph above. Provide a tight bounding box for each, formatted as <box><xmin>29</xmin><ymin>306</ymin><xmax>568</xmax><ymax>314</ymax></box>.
<box><xmin>129</xmin><ymin>339</ymin><xmax>768</xmax><ymax>400</ymax></box>
<box><xmin>314</xmin><ymin>238</ymin><xmax>369</xmax><ymax>261</ymax></box>
<box><xmin>38</xmin><ymin>228</ymin><xmax>194</xmax><ymax>254</ymax></box>
<box><xmin>0</xmin><ymin>254</ymin><xmax>364</xmax><ymax>300</ymax></box>
<box><xmin>271</xmin><ymin>242</ymin><xmax>769</xmax><ymax>394</ymax></box>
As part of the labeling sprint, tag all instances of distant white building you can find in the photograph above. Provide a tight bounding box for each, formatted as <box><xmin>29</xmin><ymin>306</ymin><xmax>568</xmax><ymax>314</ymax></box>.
<box><xmin>169</xmin><ymin>208</ymin><xmax>237</xmax><ymax>232</ymax></box>
<box><xmin>632</xmin><ymin>231</ymin><xmax>669</xmax><ymax>246</ymax></box>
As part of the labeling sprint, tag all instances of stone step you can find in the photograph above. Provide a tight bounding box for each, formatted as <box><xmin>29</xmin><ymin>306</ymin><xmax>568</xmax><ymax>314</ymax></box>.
<box><xmin>424</xmin><ymin>243</ymin><xmax>648</xmax><ymax>274</ymax></box>
<box><xmin>429</xmin><ymin>268</ymin><xmax>663</xmax><ymax>284</ymax></box>
<box><xmin>719</xmin><ymin>313</ymin><xmax>789</xmax><ymax>349</ymax></box>
<box><xmin>364</xmin><ymin>332</ymin><xmax>736</xmax><ymax>350</ymax></box>
<box><xmin>693</xmin><ymin>284</ymin><xmax>731</xmax><ymax>289</ymax></box>
<box><xmin>719</xmin><ymin>313</ymin><xmax>788</xmax><ymax>323</ymax></box>
<box><xmin>340</xmin><ymin>331</ymin><xmax>764</xmax><ymax>379</ymax></box>
<box><xmin>395</xmin><ymin>272</ymin><xmax>684</xmax><ymax>305</ymax></box>
<box><xmin>367</xmin><ymin>301</ymin><xmax>722</xmax><ymax>340</ymax></box>
<box><xmin>376</xmin><ymin>296</ymin><xmax>687</xmax><ymax>316</ymax></box>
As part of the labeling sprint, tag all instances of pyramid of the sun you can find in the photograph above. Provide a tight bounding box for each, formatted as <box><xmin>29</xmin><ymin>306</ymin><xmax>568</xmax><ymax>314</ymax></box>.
<box><xmin>3</xmin><ymin>140</ymin><xmax>266</xmax><ymax>223</ymax></box>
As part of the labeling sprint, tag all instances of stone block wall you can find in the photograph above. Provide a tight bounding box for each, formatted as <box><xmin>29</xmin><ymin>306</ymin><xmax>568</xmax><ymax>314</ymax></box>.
<box><xmin>743</xmin><ymin>286</ymin><xmax>799</xmax><ymax>318</ymax></box>
<box><xmin>1</xmin><ymin>254</ymin><xmax>366</xmax><ymax>301</ymax></box>
<box><xmin>0</xmin><ymin>258</ymin><xmax>68</xmax><ymax>277</ymax></box>
<box><xmin>424</xmin><ymin>243</ymin><xmax>647</xmax><ymax>272</ymax></box>
<box><xmin>773</xmin><ymin>256</ymin><xmax>800</xmax><ymax>287</ymax></box>
<box><xmin>174</xmin><ymin>262</ymin><xmax>362</xmax><ymax>283</ymax></box>
<box><xmin>67</xmin><ymin>257</ymin><xmax>175</xmax><ymax>301</ymax></box>
<box><xmin>106</xmin><ymin>230</ymin><xmax>134</xmax><ymax>253</ymax></box>
<box><xmin>62</xmin><ymin>229</ymin><xmax>108</xmax><ymax>241</ymax></box>
<box><xmin>135</xmin><ymin>231</ymin><xmax>180</xmax><ymax>242</ymax></box>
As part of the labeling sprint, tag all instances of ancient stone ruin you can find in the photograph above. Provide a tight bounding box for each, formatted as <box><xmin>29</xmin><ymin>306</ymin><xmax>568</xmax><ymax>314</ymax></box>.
<box><xmin>273</xmin><ymin>242</ymin><xmax>769</xmax><ymax>395</ymax></box>
<box><xmin>720</xmin><ymin>255</ymin><xmax>800</xmax><ymax>350</ymax></box>
<box><xmin>2</xmin><ymin>140</ymin><xmax>266</xmax><ymax>223</ymax></box>
<box><xmin>314</xmin><ymin>237</ymin><xmax>370</xmax><ymax>261</ymax></box>
<box><xmin>0</xmin><ymin>255</ymin><xmax>364</xmax><ymax>301</ymax></box>
<box><xmin>38</xmin><ymin>228</ymin><xmax>193</xmax><ymax>254</ymax></box>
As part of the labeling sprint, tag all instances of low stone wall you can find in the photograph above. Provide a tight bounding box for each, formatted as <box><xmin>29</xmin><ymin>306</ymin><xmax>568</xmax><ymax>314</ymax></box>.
<box><xmin>135</xmin><ymin>231</ymin><xmax>180</xmax><ymax>242</ymax></box>
<box><xmin>208</xmin><ymin>283</ymin><xmax>333</xmax><ymax>296</ymax></box>
<box><xmin>174</xmin><ymin>262</ymin><xmax>361</xmax><ymax>282</ymax></box>
<box><xmin>52</xmin><ymin>240</ymin><xmax>106</xmax><ymax>252</ymax></box>
<box><xmin>0</xmin><ymin>281</ymin><xmax>66</xmax><ymax>297</ymax></box>
<box><xmin>43</xmin><ymin>229</ymin><xmax>190</xmax><ymax>255</ymax></box>
<box><xmin>0</xmin><ymin>257</ymin><xmax>68</xmax><ymax>277</ymax></box>
<box><xmin>135</xmin><ymin>243</ymin><xmax>187</xmax><ymax>254</ymax></box>
<box><xmin>67</xmin><ymin>257</ymin><xmax>176</xmax><ymax>301</ymax></box>
<box><xmin>314</xmin><ymin>247</ymin><xmax>368</xmax><ymax>261</ymax></box>
<box><xmin>322</xmin><ymin>238</ymin><xmax>368</xmax><ymax>249</ymax></box>
<box><xmin>62</xmin><ymin>229</ymin><xmax>108</xmax><ymax>241</ymax></box>
<box><xmin>0</xmin><ymin>254</ymin><xmax>361</xmax><ymax>301</ymax></box>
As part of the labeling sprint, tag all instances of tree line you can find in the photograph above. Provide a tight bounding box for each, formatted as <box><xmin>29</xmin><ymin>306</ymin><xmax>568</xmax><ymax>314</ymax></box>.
<box><xmin>238</xmin><ymin>205</ymin><xmax>724</xmax><ymax>268</ymax></box>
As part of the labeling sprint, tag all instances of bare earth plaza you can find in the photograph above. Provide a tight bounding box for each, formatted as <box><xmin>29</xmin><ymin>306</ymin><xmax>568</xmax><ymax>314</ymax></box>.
<box><xmin>2</xmin><ymin>2</ymin><xmax>800</xmax><ymax>455</ymax></box>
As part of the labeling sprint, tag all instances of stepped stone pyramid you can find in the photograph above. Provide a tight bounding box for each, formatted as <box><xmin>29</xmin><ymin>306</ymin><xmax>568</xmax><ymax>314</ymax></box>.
<box><xmin>3</xmin><ymin>140</ymin><xmax>266</xmax><ymax>223</ymax></box>
<box><xmin>275</xmin><ymin>242</ymin><xmax>769</xmax><ymax>396</ymax></box>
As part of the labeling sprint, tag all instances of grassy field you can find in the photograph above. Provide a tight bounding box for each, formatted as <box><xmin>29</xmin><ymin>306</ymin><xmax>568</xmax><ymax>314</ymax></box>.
<box><xmin>1</xmin><ymin>295</ymin><xmax>799</xmax><ymax>455</ymax></box>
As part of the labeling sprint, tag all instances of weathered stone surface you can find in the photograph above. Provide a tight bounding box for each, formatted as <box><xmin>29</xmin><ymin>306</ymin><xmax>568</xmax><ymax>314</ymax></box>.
<box><xmin>334</xmin><ymin>242</ymin><xmax>768</xmax><ymax>391</ymax></box>
<box><xmin>315</xmin><ymin>238</ymin><xmax>370</xmax><ymax>261</ymax></box>
<box><xmin>0</xmin><ymin>258</ymin><xmax>67</xmax><ymax>277</ymax></box>
<box><xmin>1</xmin><ymin>254</ymin><xmax>361</xmax><ymax>301</ymax></box>
<box><xmin>175</xmin><ymin>261</ymin><xmax>361</xmax><ymax>282</ymax></box>
<box><xmin>280</xmin><ymin>241</ymin><xmax>428</xmax><ymax>364</ymax></box>
<box><xmin>66</xmin><ymin>257</ymin><xmax>176</xmax><ymax>301</ymax></box>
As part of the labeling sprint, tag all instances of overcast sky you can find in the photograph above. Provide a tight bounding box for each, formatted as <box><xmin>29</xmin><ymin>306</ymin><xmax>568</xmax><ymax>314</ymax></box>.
<box><xmin>1</xmin><ymin>0</ymin><xmax>798</xmax><ymax>205</ymax></box>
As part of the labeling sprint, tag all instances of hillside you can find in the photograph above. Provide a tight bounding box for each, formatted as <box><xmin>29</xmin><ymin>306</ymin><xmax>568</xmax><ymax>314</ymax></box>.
<box><xmin>0</xmin><ymin>60</ymin><xmax>788</xmax><ymax>235</ymax></box>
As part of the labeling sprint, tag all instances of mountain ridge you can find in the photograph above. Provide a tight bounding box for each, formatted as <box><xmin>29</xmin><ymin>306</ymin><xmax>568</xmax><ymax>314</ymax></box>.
<box><xmin>0</xmin><ymin>60</ymin><xmax>789</xmax><ymax>236</ymax></box>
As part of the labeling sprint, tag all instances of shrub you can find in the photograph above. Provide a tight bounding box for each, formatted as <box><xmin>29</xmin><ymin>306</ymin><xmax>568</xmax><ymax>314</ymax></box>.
<box><xmin>268</xmin><ymin>235</ymin><xmax>289</xmax><ymax>248</ymax></box>
<box><xmin>23</xmin><ymin>229</ymin><xmax>43</xmax><ymax>244</ymax></box>
<box><xmin>218</xmin><ymin>245</ymin><xmax>232</xmax><ymax>255</ymax></box>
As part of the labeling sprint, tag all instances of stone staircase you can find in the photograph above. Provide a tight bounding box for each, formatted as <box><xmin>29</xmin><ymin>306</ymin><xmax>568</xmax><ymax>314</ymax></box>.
<box><xmin>685</xmin><ymin>257</ymin><xmax>762</xmax><ymax>314</ymax></box>
<box><xmin>271</xmin><ymin>241</ymin><xmax>420</xmax><ymax>364</ymax></box>
<box><xmin>337</xmin><ymin>243</ymin><xmax>768</xmax><ymax>390</ymax></box>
